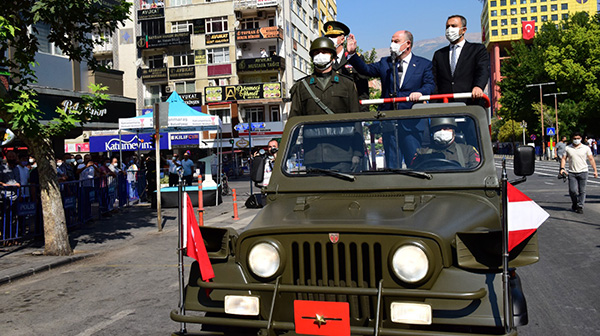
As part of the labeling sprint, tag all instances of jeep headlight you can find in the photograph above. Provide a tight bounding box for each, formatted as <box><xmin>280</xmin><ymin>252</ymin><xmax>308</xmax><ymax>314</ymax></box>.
<box><xmin>248</xmin><ymin>242</ymin><xmax>281</xmax><ymax>278</ymax></box>
<box><xmin>391</xmin><ymin>244</ymin><xmax>429</xmax><ymax>283</ymax></box>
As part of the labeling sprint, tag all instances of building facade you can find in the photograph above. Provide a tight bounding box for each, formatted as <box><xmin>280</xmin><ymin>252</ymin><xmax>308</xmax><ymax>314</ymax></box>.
<box><xmin>480</xmin><ymin>0</ymin><xmax>597</xmax><ymax>114</ymax></box>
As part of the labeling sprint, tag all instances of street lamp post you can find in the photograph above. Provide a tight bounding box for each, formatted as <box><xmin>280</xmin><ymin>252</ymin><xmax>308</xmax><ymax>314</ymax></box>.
<box><xmin>526</xmin><ymin>82</ymin><xmax>555</xmax><ymax>159</ymax></box>
<box><xmin>543</xmin><ymin>92</ymin><xmax>567</xmax><ymax>143</ymax></box>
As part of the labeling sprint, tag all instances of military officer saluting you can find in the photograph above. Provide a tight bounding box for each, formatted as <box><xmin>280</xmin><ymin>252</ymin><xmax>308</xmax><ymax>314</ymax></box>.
<box><xmin>289</xmin><ymin>37</ymin><xmax>360</xmax><ymax>117</ymax></box>
<box><xmin>411</xmin><ymin>117</ymin><xmax>480</xmax><ymax>169</ymax></box>
<box><xmin>323</xmin><ymin>20</ymin><xmax>370</xmax><ymax>111</ymax></box>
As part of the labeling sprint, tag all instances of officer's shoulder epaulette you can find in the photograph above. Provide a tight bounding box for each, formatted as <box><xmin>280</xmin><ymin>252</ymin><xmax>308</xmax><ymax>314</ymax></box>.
<box><xmin>294</xmin><ymin>74</ymin><xmax>311</xmax><ymax>84</ymax></box>
<box><xmin>338</xmin><ymin>72</ymin><xmax>354</xmax><ymax>81</ymax></box>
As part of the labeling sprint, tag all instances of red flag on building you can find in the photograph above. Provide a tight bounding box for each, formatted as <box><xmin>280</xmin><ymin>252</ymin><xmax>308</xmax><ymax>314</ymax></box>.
<box><xmin>183</xmin><ymin>192</ymin><xmax>214</xmax><ymax>281</ymax></box>
<box><xmin>522</xmin><ymin>21</ymin><xmax>535</xmax><ymax>40</ymax></box>
<box><xmin>507</xmin><ymin>183</ymin><xmax>549</xmax><ymax>251</ymax></box>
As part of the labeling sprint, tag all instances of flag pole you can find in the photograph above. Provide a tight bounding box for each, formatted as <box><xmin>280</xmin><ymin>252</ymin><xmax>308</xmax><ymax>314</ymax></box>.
<box><xmin>501</xmin><ymin>159</ymin><xmax>513</xmax><ymax>332</ymax></box>
<box><xmin>177</xmin><ymin>171</ymin><xmax>186</xmax><ymax>334</ymax></box>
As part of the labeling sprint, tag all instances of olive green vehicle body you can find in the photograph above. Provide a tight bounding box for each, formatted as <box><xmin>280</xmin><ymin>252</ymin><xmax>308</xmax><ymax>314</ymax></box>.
<box><xmin>171</xmin><ymin>105</ymin><xmax>538</xmax><ymax>335</ymax></box>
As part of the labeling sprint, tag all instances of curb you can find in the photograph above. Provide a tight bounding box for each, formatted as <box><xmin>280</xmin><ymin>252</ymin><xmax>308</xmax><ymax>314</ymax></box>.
<box><xmin>0</xmin><ymin>252</ymin><xmax>98</xmax><ymax>286</ymax></box>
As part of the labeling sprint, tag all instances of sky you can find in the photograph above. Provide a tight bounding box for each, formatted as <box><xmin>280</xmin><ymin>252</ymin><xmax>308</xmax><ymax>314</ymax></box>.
<box><xmin>337</xmin><ymin>0</ymin><xmax>485</xmax><ymax>50</ymax></box>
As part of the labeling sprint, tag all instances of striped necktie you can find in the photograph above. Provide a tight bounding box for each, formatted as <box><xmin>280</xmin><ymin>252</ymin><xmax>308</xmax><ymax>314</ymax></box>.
<box><xmin>450</xmin><ymin>45</ymin><xmax>457</xmax><ymax>76</ymax></box>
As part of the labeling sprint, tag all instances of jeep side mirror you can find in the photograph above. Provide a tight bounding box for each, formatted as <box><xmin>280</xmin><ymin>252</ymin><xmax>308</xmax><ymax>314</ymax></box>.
<box><xmin>514</xmin><ymin>146</ymin><xmax>535</xmax><ymax>176</ymax></box>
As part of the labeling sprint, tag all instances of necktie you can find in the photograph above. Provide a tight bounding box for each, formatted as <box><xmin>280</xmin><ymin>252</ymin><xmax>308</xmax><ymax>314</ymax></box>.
<box><xmin>396</xmin><ymin>61</ymin><xmax>404</xmax><ymax>109</ymax></box>
<box><xmin>450</xmin><ymin>45</ymin><xmax>457</xmax><ymax>76</ymax></box>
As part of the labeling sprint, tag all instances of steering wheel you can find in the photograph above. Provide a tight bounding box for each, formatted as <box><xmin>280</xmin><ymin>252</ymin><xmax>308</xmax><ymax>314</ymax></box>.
<box><xmin>411</xmin><ymin>158</ymin><xmax>462</xmax><ymax>170</ymax></box>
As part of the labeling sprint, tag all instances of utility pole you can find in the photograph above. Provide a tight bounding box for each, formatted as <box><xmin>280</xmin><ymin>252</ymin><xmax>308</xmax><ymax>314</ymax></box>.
<box><xmin>543</xmin><ymin>92</ymin><xmax>567</xmax><ymax>143</ymax></box>
<box><xmin>526</xmin><ymin>82</ymin><xmax>554</xmax><ymax>159</ymax></box>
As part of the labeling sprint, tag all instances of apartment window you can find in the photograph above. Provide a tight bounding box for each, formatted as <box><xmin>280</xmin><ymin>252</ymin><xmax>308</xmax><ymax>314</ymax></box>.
<box><xmin>268</xmin><ymin>16</ymin><xmax>275</xmax><ymax>26</ymax></box>
<box><xmin>32</xmin><ymin>23</ymin><xmax>64</xmax><ymax>56</ymax></box>
<box><xmin>492</xmin><ymin>20</ymin><xmax>498</xmax><ymax>26</ymax></box>
<box><xmin>240</xmin><ymin>18</ymin><xmax>259</xmax><ymax>30</ymax></box>
<box><xmin>302</xmin><ymin>9</ymin><xmax>307</xmax><ymax>21</ymax></box>
<box><xmin>491</xmin><ymin>0</ymin><xmax>497</xmax><ymax>6</ymax></box>
<box><xmin>521</xmin><ymin>17</ymin><xmax>528</xmax><ymax>21</ymax></box>
<box><xmin>174</xmin><ymin>81</ymin><xmax>195</xmax><ymax>93</ymax></box>
<box><xmin>293</xmin><ymin>53</ymin><xmax>299</xmax><ymax>68</ymax></box>
<box><xmin>530</xmin><ymin>6</ymin><xmax>537</xmax><ymax>13</ymax></box>
<box><xmin>491</xmin><ymin>10</ymin><xmax>497</xmax><ymax>16</ymax></box>
<box><xmin>511</xmin><ymin>18</ymin><xmax>518</xmax><ymax>25</ymax></box>
<box><xmin>510</xmin><ymin>0</ymin><xmax>517</xmax><ymax>4</ymax></box>
<box><xmin>500</xmin><ymin>0</ymin><xmax>506</xmax><ymax>5</ymax></box>
<box><xmin>520</xmin><ymin>0</ymin><xmax>527</xmax><ymax>3</ymax></box>
<box><xmin>501</xmin><ymin>9</ymin><xmax>507</xmax><ymax>16</ymax></box>
<box><xmin>511</xmin><ymin>8</ymin><xmax>517</xmax><ymax>15</ymax></box>
<box><xmin>511</xmin><ymin>28</ymin><xmax>518</xmax><ymax>34</ymax></box>
<box><xmin>172</xmin><ymin>51</ymin><xmax>194</xmax><ymax>66</ymax></box>
<box><xmin>208</xmin><ymin>78</ymin><xmax>229</xmax><ymax>86</ymax></box>
<box><xmin>290</xmin><ymin>0</ymin><xmax>295</xmax><ymax>12</ymax></box>
<box><xmin>501</xmin><ymin>28</ymin><xmax>508</xmax><ymax>35</ymax></box>
<box><xmin>171</xmin><ymin>0</ymin><xmax>192</xmax><ymax>5</ymax></box>
<box><xmin>550</xmin><ymin>4</ymin><xmax>557</xmax><ymax>11</ymax></box>
<box><xmin>531</xmin><ymin>16</ymin><xmax>537</xmax><ymax>22</ymax></box>
<box><xmin>141</xmin><ymin>19</ymin><xmax>165</xmax><ymax>36</ymax></box>
<box><xmin>521</xmin><ymin>7</ymin><xmax>527</xmax><ymax>14</ymax></box>
<box><xmin>205</xmin><ymin>16</ymin><xmax>228</xmax><ymax>33</ymax></box>
<box><xmin>212</xmin><ymin>108</ymin><xmax>231</xmax><ymax>124</ymax></box>
<box><xmin>561</xmin><ymin>3</ymin><xmax>567</xmax><ymax>10</ymax></box>
<box><xmin>541</xmin><ymin>15</ymin><xmax>547</xmax><ymax>21</ymax></box>
<box><xmin>270</xmin><ymin>106</ymin><xmax>280</xmax><ymax>122</ymax></box>
<box><xmin>148</xmin><ymin>54</ymin><xmax>164</xmax><ymax>68</ymax></box>
<box><xmin>207</xmin><ymin>47</ymin><xmax>229</xmax><ymax>64</ymax></box>
<box><xmin>492</xmin><ymin>29</ymin><xmax>498</xmax><ymax>36</ymax></box>
<box><xmin>551</xmin><ymin>14</ymin><xmax>558</xmax><ymax>21</ymax></box>
<box><xmin>268</xmin><ymin>45</ymin><xmax>276</xmax><ymax>55</ymax></box>
<box><xmin>172</xmin><ymin>21</ymin><xmax>193</xmax><ymax>33</ymax></box>
<box><xmin>540</xmin><ymin>5</ymin><xmax>547</xmax><ymax>11</ymax></box>
<box><xmin>562</xmin><ymin>13</ymin><xmax>568</xmax><ymax>20</ymax></box>
<box><xmin>501</xmin><ymin>19</ymin><xmax>507</xmax><ymax>26</ymax></box>
<box><xmin>540</xmin><ymin>0</ymin><xmax>546</xmax><ymax>2</ymax></box>
<box><xmin>530</xmin><ymin>0</ymin><xmax>536</xmax><ymax>2</ymax></box>
<box><xmin>246</xmin><ymin>106</ymin><xmax>264</xmax><ymax>122</ymax></box>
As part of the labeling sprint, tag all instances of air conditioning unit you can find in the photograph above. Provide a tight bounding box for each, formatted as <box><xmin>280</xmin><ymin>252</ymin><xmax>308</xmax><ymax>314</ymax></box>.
<box><xmin>165</xmin><ymin>85</ymin><xmax>173</xmax><ymax>93</ymax></box>
<box><xmin>257</xmin><ymin>11</ymin><xmax>265</xmax><ymax>19</ymax></box>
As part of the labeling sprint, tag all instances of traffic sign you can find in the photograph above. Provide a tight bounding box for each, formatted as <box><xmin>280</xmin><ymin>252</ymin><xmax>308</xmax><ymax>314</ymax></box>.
<box><xmin>530</xmin><ymin>134</ymin><xmax>536</xmax><ymax>141</ymax></box>
<box><xmin>546</xmin><ymin>127</ymin><xmax>556</xmax><ymax>136</ymax></box>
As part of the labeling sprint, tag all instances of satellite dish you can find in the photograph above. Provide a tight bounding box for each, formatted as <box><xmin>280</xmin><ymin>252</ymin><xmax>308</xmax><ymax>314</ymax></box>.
<box><xmin>234</xmin><ymin>20</ymin><xmax>240</xmax><ymax>28</ymax></box>
<box><xmin>135</xmin><ymin>59</ymin><xmax>143</xmax><ymax>67</ymax></box>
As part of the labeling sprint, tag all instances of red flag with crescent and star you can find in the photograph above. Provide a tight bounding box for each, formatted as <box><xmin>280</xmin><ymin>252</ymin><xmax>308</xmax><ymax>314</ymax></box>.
<box><xmin>522</xmin><ymin>21</ymin><xmax>535</xmax><ymax>40</ymax></box>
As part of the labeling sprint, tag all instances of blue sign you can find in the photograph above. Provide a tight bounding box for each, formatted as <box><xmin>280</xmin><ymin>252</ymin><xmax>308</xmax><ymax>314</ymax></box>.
<box><xmin>234</xmin><ymin>122</ymin><xmax>266</xmax><ymax>131</ymax></box>
<box><xmin>546</xmin><ymin>127</ymin><xmax>556</xmax><ymax>136</ymax></box>
<box><xmin>17</xmin><ymin>202</ymin><xmax>37</xmax><ymax>216</ymax></box>
<box><xmin>89</xmin><ymin>132</ymin><xmax>168</xmax><ymax>152</ymax></box>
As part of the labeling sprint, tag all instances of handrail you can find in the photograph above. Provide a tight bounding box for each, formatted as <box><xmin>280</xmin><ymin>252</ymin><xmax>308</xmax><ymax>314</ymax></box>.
<box><xmin>360</xmin><ymin>93</ymin><xmax>491</xmax><ymax>108</ymax></box>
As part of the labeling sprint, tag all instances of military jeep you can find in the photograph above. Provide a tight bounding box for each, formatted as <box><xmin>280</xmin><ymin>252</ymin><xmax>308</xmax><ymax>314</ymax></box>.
<box><xmin>171</xmin><ymin>102</ymin><xmax>537</xmax><ymax>335</ymax></box>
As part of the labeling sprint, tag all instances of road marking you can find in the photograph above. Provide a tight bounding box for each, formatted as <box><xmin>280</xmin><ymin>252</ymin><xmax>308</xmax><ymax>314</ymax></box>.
<box><xmin>75</xmin><ymin>309</ymin><xmax>135</xmax><ymax>336</ymax></box>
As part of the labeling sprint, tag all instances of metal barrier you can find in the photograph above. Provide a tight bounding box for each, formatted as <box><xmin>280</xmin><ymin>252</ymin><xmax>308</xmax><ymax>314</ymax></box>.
<box><xmin>0</xmin><ymin>170</ymin><xmax>147</xmax><ymax>245</ymax></box>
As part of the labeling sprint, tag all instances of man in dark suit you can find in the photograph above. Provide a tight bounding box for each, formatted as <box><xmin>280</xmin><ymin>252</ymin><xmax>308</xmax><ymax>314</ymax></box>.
<box><xmin>323</xmin><ymin>21</ymin><xmax>370</xmax><ymax>111</ymax></box>
<box><xmin>346</xmin><ymin>30</ymin><xmax>435</xmax><ymax>168</ymax></box>
<box><xmin>432</xmin><ymin>15</ymin><xmax>490</xmax><ymax>106</ymax></box>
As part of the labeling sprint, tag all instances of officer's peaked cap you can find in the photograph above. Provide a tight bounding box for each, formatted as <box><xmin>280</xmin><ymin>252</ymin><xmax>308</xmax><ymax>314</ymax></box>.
<box><xmin>323</xmin><ymin>21</ymin><xmax>350</xmax><ymax>36</ymax></box>
<box><xmin>430</xmin><ymin>117</ymin><xmax>457</xmax><ymax>130</ymax></box>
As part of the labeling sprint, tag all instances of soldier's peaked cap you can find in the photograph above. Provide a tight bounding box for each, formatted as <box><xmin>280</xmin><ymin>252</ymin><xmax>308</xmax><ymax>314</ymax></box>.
<box><xmin>323</xmin><ymin>21</ymin><xmax>350</xmax><ymax>36</ymax></box>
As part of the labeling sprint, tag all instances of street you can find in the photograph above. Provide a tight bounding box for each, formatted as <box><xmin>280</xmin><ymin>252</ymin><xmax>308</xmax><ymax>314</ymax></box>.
<box><xmin>1</xmin><ymin>158</ymin><xmax>599</xmax><ymax>335</ymax></box>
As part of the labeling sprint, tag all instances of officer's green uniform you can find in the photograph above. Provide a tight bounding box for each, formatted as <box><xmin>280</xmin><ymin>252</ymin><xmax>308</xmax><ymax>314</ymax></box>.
<box><xmin>412</xmin><ymin>142</ymin><xmax>480</xmax><ymax>168</ymax></box>
<box><xmin>324</xmin><ymin>21</ymin><xmax>371</xmax><ymax>112</ymax></box>
<box><xmin>289</xmin><ymin>71</ymin><xmax>360</xmax><ymax>117</ymax></box>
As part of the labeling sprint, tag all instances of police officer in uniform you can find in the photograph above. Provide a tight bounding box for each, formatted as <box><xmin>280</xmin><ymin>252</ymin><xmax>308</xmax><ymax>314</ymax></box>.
<box><xmin>411</xmin><ymin>117</ymin><xmax>480</xmax><ymax>169</ymax></box>
<box><xmin>289</xmin><ymin>37</ymin><xmax>360</xmax><ymax>117</ymax></box>
<box><xmin>323</xmin><ymin>21</ymin><xmax>370</xmax><ymax>111</ymax></box>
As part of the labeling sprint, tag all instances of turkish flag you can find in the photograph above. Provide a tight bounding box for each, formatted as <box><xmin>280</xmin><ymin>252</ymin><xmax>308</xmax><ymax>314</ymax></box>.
<box><xmin>294</xmin><ymin>300</ymin><xmax>350</xmax><ymax>336</ymax></box>
<box><xmin>183</xmin><ymin>192</ymin><xmax>214</xmax><ymax>281</ymax></box>
<box><xmin>507</xmin><ymin>183</ymin><xmax>549</xmax><ymax>251</ymax></box>
<box><xmin>522</xmin><ymin>21</ymin><xmax>535</xmax><ymax>40</ymax></box>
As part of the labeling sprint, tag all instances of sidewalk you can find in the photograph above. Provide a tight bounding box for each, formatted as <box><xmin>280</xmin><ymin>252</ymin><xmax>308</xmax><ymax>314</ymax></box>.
<box><xmin>0</xmin><ymin>177</ymin><xmax>260</xmax><ymax>286</ymax></box>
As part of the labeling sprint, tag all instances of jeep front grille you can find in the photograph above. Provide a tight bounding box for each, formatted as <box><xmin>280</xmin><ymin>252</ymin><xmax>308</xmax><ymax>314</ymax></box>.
<box><xmin>291</xmin><ymin>241</ymin><xmax>384</xmax><ymax>322</ymax></box>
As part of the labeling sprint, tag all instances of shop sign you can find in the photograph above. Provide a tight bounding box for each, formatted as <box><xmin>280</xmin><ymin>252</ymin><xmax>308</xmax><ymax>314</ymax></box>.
<box><xmin>235</xmin><ymin>27</ymin><xmax>284</xmax><ymax>41</ymax></box>
<box><xmin>194</xmin><ymin>50</ymin><xmax>207</xmax><ymax>65</ymax></box>
<box><xmin>137</xmin><ymin>7</ymin><xmax>164</xmax><ymax>20</ymax></box>
<box><xmin>237</xmin><ymin>55</ymin><xmax>285</xmax><ymax>72</ymax></box>
<box><xmin>205</xmin><ymin>82</ymin><xmax>281</xmax><ymax>102</ymax></box>
<box><xmin>257</xmin><ymin>0</ymin><xmax>278</xmax><ymax>7</ymax></box>
<box><xmin>137</xmin><ymin>32</ymin><xmax>190</xmax><ymax>49</ymax></box>
<box><xmin>205</xmin><ymin>33</ymin><xmax>230</xmax><ymax>45</ymax></box>
<box><xmin>179</xmin><ymin>92</ymin><xmax>202</xmax><ymax>107</ymax></box>
<box><xmin>169</xmin><ymin>66</ymin><xmax>195</xmax><ymax>80</ymax></box>
<box><xmin>193</xmin><ymin>19</ymin><xmax>206</xmax><ymax>35</ymax></box>
<box><xmin>141</xmin><ymin>67</ymin><xmax>167</xmax><ymax>80</ymax></box>
<box><xmin>170</xmin><ymin>133</ymin><xmax>200</xmax><ymax>148</ymax></box>
<box><xmin>89</xmin><ymin>133</ymin><xmax>168</xmax><ymax>152</ymax></box>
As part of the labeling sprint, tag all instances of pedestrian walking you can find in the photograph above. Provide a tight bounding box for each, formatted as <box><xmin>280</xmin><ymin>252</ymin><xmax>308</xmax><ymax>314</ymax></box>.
<box><xmin>180</xmin><ymin>150</ymin><xmax>195</xmax><ymax>186</ymax></box>
<box><xmin>556</xmin><ymin>136</ymin><xmax>567</xmax><ymax>162</ymax></box>
<box><xmin>168</xmin><ymin>153</ymin><xmax>181</xmax><ymax>187</ymax></box>
<box><xmin>560</xmin><ymin>132</ymin><xmax>598</xmax><ymax>213</ymax></box>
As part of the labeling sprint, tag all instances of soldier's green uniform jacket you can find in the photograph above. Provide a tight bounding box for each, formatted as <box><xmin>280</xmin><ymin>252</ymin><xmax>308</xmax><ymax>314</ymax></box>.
<box><xmin>334</xmin><ymin>52</ymin><xmax>370</xmax><ymax>111</ymax></box>
<box><xmin>289</xmin><ymin>71</ymin><xmax>360</xmax><ymax>118</ymax></box>
<box><xmin>411</xmin><ymin>142</ymin><xmax>481</xmax><ymax>168</ymax></box>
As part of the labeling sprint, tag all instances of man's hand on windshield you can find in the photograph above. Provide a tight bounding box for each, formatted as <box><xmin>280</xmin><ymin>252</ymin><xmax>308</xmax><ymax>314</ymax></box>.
<box><xmin>351</xmin><ymin>155</ymin><xmax>360</xmax><ymax>171</ymax></box>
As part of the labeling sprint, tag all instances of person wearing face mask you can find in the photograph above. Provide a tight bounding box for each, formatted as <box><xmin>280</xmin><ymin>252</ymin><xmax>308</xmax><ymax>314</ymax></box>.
<box><xmin>560</xmin><ymin>132</ymin><xmax>598</xmax><ymax>214</ymax></box>
<box><xmin>410</xmin><ymin>117</ymin><xmax>480</xmax><ymax>169</ymax></box>
<box><xmin>323</xmin><ymin>21</ymin><xmax>370</xmax><ymax>112</ymax></box>
<box><xmin>289</xmin><ymin>37</ymin><xmax>360</xmax><ymax>117</ymax></box>
<box><xmin>432</xmin><ymin>15</ymin><xmax>489</xmax><ymax>106</ymax></box>
<box><xmin>346</xmin><ymin>30</ymin><xmax>435</xmax><ymax>168</ymax></box>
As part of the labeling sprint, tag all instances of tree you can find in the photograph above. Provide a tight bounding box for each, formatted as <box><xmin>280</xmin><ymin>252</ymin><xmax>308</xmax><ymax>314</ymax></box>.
<box><xmin>0</xmin><ymin>1</ymin><xmax>131</xmax><ymax>255</ymax></box>
<box><xmin>498</xmin><ymin>12</ymin><xmax>600</xmax><ymax>137</ymax></box>
<box><xmin>498</xmin><ymin>119</ymin><xmax>524</xmax><ymax>143</ymax></box>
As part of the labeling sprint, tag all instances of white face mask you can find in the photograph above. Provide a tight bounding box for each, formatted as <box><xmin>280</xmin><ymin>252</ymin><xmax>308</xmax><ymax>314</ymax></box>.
<box><xmin>572</xmin><ymin>139</ymin><xmax>581</xmax><ymax>145</ymax></box>
<box><xmin>329</xmin><ymin>36</ymin><xmax>341</xmax><ymax>49</ymax></box>
<box><xmin>433</xmin><ymin>129</ymin><xmax>454</xmax><ymax>146</ymax></box>
<box><xmin>445</xmin><ymin>26</ymin><xmax>463</xmax><ymax>43</ymax></box>
<box><xmin>313</xmin><ymin>52</ymin><xmax>333</xmax><ymax>70</ymax></box>
<box><xmin>390</xmin><ymin>41</ymin><xmax>408</xmax><ymax>57</ymax></box>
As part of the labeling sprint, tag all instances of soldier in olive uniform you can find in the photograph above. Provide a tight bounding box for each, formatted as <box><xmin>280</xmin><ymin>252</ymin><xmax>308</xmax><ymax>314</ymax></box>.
<box><xmin>289</xmin><ymin>37</ymin><xmax>360</xmax><ymax>118</ymax></box>
<box><xmin>323</xmin><ymin>21</ymin><xmax>371</xmax><ymax>112</ymax></box>
<box><xmin>411</xmin><ymin>117</ymin><xmax>480</xmax><ymax>169</ymax></box>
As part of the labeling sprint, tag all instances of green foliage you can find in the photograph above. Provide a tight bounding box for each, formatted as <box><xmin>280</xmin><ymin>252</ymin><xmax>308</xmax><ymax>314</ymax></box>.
<box><xmin>498</xmin><ymin>120</ymin><xmax>524</xmax><ymax>143</ymax></box>
<box><xmin>498</xmin><ymin>12</ymin><xmax>600</xmax><ymax>136</ymax></box>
